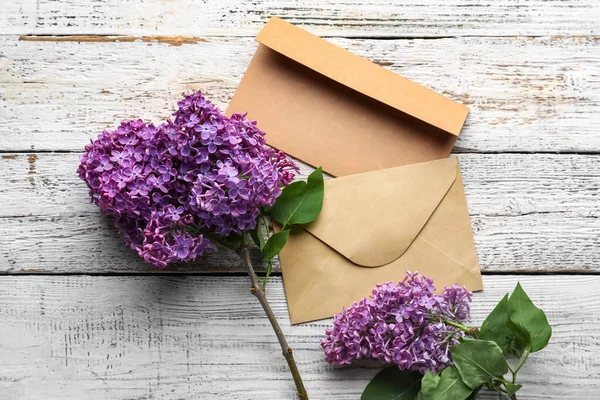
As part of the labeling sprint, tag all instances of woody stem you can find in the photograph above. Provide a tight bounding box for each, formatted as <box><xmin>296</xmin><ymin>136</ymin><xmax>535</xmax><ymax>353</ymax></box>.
<box><xmin>239</xmin><ymin>233</ymin><xmax>308</xmax><ymax>399</ymax></box>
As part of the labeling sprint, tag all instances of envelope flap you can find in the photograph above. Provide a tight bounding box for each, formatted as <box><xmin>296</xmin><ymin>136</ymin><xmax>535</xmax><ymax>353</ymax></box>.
<box><xmin>303</xmin><ymin>158</ymin><xmax>458</xmax><ymax>267</ymax></box>
<box><xmin>255</xmin><ymin>17</ymin><xmax>469</xmax><ymax>136</ymax></box>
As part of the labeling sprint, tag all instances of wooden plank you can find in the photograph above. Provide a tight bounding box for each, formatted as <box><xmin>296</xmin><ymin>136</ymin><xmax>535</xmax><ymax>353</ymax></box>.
<box><xmin>1</xmin><ymin>35</ymin><xmax>599</xmax><ymax>153</ymax></box>
<box><xmin>1</xmin><ymin>152</ymin><xmax>598</xmax><ymax>273</ymax></box>
<box><xmin>0</xmin><ymin>275</ymin><xmax>596</xmax><ymax>399</ymax></box>
<box><xmin>2</xmin><ymin>0</ymin><xmax>599</xmax><ymax>37</ymax></box>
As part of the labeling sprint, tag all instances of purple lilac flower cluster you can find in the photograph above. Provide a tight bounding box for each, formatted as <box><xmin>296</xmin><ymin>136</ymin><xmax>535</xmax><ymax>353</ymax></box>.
<box><xmin>321</xmin><ymin>272</ymin><xmax>472</xmax><ymax>374</ymax></box>
<box><xmin>78</xmin><ymin>91</ymin><xmax>298</xmax><ymax>267</ymax></box>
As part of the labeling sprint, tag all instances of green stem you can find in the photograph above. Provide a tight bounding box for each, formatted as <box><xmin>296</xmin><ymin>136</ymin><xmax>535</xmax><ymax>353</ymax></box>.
<box><xmin>443</xmin><ymin>319</ymin><xmax>473</xmax><ymax>334</ymax></box>
<box><xmin>441</xmin><ymin>330</ymin><xmax>458</xmax><ymax>345</ymax></box>
<box><xmin>490</xmin><ymin>382</ymin><xmax>509</xmax><ymax>395</ymax></box>
<box><xmin>259</xmin><ymin>211</ymin><xmax>274</xmax><ymax>290</ymax></box>
<box><xmin>497</xmin><ymin>377</ymin><xmax>512</xmax><ymax>386</ymax></box>
<box><xmin>507</xmin><ymin>363</ymin><xmax>516</xmax><ymax>376</ymax></box>
<box><xmin>260</xmin><ymin>212</ymin><xmax>271</xmax><ymax>241</ymax></box>
<box><xmin>262</xmin><ymin>260</ymin><xmax>273</xmax><ymax>291</ymax></box>
<box><xmin>512</xmin><ymin>349</ymin><xmax>530</xmax><ymax>383</ymax></box>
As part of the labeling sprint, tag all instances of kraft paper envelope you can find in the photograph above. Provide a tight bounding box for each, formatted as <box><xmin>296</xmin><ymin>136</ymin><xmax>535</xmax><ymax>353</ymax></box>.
<box><xmin>227</xmin><ymin>17</ymin><xmax>469</xmax><ymax>177</ymax></box>
<box><xmin>278</xmin><ymin>158</ymin><xmax>483</xmax><ymax>324</ymax></box>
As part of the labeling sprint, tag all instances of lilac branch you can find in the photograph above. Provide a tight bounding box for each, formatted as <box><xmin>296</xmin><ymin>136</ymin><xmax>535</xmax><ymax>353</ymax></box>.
<box><xmin>239</xmin><ymin>232</ymin><xmax>308</xmax><ymax>399</ymax></box>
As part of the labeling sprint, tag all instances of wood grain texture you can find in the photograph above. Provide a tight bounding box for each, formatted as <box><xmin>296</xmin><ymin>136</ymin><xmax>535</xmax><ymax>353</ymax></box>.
<box><xmin>1</xmin><ymin>35</ymin><xmax>599</xmax><ymax>153</ymax></box>
<box><xmin>1</xmin><ymin>2</ymin><xmax>599</xmax><ymax>398</ymax></box>
<box><xmin>0</xmin><ymin>275</ymin><xmax>596</xmax><ymax>400</ymax></box>
<box><xmin>1</xmin><ymin>152</ymin><xmax>598</xmax><ymax>274</ymax></box>
<box><xmin>1</xmin><ymin>0</ymin><xmax>599</xmax><ymax>37</ymax></box>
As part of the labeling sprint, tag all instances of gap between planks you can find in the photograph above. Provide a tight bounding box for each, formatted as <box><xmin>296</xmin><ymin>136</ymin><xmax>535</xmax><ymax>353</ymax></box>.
<box><xmin>18</xmin><ymin>35</ymin><xmax>209</xmax><ymax>46</ymax></box>
<box><xmin>3</xmin><ymin>0</ymin><xmax>600</xmax><ymax>38</ymax></box>
<box><xmin>16</xmin><ymin>34</ymin><xmax>600</xmax><ymax>42</ymax></box>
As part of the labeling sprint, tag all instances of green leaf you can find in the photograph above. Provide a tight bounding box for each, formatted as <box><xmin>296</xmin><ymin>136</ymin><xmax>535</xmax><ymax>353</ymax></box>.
<box><xmin>260</xmin><ymin>230</ymin><xmax>289</xmax><ymax>260</ymax></box>
<box><xmin>428</xmin><ymin>367</ymin><xmax>472</xmax><ymax>400</ymax></box>
<box><xmin>507</xmin><ymin>282</ymin><xmax>552</xmax><ymax>352</ymax></box>
<box><xmin>451</xmin><ymin>339</ymin><xmax>509</xmax><ymax>389</ymax></box>
<box><xmin>465</xmin><ymin>387</ymin><xmax>481</xmax><ymax>400</ymax></box>
<box><xmin>504</xmin><ymin>382</ymin><xmax>523</xmax><ymax>397</ymax></box>
<box><xmin>361</xmin><ymin>367</ymin><xmax>421</xmax><ymax>400</ymax></box>
<box><xmin>479</xmin><ymin>294</ymin><xmax>515</xmax><ymax>356</ymax></box>
<box><xmin>417</xmin><ymin>370</ymin><xmax>440</xmax><ymax>400</ymax></box>
<box><xmin>272</xmin><ymin>167</ymin><xmax>324</xmax><ymax>228</ymax></box>
<box><xmin>250</xmin><ymin>220</ymin><xmax>266</xmax><ymax>250</ymax></box>
<box><xmin>508</xmin><ymin>336</ymin><xmax>525</xmax><ymax>359</ymax></box>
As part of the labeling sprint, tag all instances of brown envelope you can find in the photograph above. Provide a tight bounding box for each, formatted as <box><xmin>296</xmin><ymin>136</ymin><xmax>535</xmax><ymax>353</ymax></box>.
<box><xmin>227</xmin><ymin>17</ymin><xmax>469</xmax><ymax>177</ymax></box>
<box><xmin>278</xmin><ymin>158</ymin><xmax>483</xmax><ymax>324</ymax></box>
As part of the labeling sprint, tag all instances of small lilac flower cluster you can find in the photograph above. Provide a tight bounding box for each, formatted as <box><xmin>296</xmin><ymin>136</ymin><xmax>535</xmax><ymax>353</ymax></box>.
<box><xmin>321</xmin><ymin>272</ymin><xmax>473</xmax><ymax>374</ymax></box>
<box><xmin>78</xmin><ymin>91</ymin><xmax>298</xmax><ymax>267</ymax></box>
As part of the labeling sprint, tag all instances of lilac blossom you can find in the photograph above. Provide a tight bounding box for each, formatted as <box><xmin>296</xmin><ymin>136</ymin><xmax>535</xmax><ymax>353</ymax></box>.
<box><xmin>321</xmin><ymin>272</ymin><xmax>473</xmax><ymax>374</ymax></box>
<box><xmin>78</xmin><ymin>91</ymin><xmax>298</xmax><ymax>268</ymax></box>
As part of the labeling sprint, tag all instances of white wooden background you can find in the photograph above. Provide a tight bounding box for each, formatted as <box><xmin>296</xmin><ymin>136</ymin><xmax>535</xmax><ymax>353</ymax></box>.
<box><xmin>1</xmin><ymin>1</ymin><xmax>599</xmax><ymax>399</ymax></box>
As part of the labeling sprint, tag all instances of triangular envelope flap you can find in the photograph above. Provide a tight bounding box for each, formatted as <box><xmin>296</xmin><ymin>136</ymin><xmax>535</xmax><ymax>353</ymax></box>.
<box><xmin>255</xmin><ymin>17</ymin><xmax>469</xmax><ymax>136</ymax></box>
<box><xmin>303</xmin><ymin>158</ymin><xmax>458</xmax><ymax>267</ymax></box>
